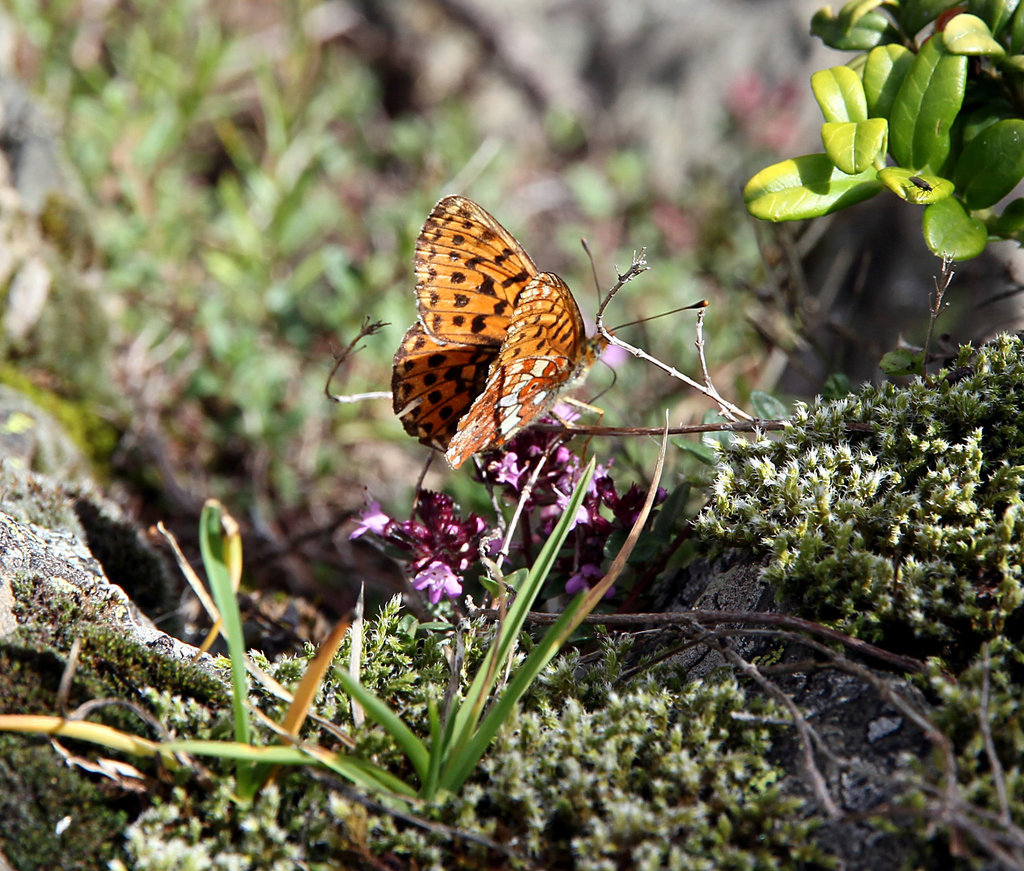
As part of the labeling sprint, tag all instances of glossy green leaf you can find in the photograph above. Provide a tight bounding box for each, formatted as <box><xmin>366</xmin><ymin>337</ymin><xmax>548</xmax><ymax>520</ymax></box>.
<box><xmin>973</xmin><ymin>0</ymin><xmax>1020</xmax><ymax>35</ymax></box>
<box><xmin>889</xmin><ymin>38</ymin><xmax>967</xmax><ymax>172</ymax></box>
<box><xmin>877</xmin><ymin>167</ymin><xmax>955</xmax><ymax>202</ymax></box>
<box><xmin>988</xmin><ymin>198</ymin><xmax>1024</xmax><ymax>235</ymax></box>
<box><xmin>943</xmin><ymin>13</ymin><xmax>1007</xmax><ymax>55</ymax></box>
<box><xmin>863</xmin><ymin>44</ymin><xmax>915</xmax><ymax>120</ymax></box>
<box><xmin>812</xmin><ymin>66</ymin><xmax>869</xmax><ymax>122</ymax></box>
<box><xmin>899</xmin><ymin>0</ymin><xmax>960</xmax><ymax>37</ymax></box>
<box><xmin>822</xmin><ymin>118</ymin><xmax>887</xmax><ymax>173</ymax></box>
<box><xmin>954</xmin><ymin>119</ymin><xmax>1024</xmax><ymax>208</ymax></box>
<box><xmin>745</xmin><ymin>154</ymin><xmax>883</xmax><ymax>221</ymax></box>
<box><xmin>960</xmin><ymin>104</ymin><xmax>1011</xmax><ymax>145</ymax></box>
<box><xmin>1002</xmin><ymin>53</ymin><xmax>1024</xmax><ymax>70</ymax></box>
<box><xmin>923</xmin><ymin>196</ymin><xmax>989</xmax><ymax>259</ymax></box>
<box><xmin>1013</xmin><ymin>2</ymin><xmax>1024</xmax><ymax>52</ymax></box>
<box><xmin>880</xmin><ymin>348</ymin><xmax>925</xmax><ymax>377</ymax></box>
<box><xmin>811</xmin><ymin>7</ymin><xmax>898</xmax><ymax>49</ymax></box>
<box><xmin>840</xmin><ymin>0</ymin><xmax>889</xmax><ymax>23</ymax></box>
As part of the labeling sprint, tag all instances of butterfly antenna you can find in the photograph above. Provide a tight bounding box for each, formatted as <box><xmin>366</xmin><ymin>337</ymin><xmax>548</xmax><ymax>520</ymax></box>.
<box><xmin>581</xmin><ymin>237</ymin><xmax>603</xmax><ymax>309</ymax></box>
<box><xmin>610</xmin><ymin>299</ymin><xmax>709</xmax><ymax>332</ymax></box>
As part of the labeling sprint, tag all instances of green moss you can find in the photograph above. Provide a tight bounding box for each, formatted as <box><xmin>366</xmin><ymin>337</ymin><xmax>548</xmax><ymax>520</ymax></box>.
<box><xmin>0</xmin><ymin>734</ymin><xmax>133</xmax><ymax>871</ymax></box>
<box><xmin>107</xmin><ymin>608</ymin><xmax>827</xmax><ymax>871</ymax></box>
<box><xmin>895</xmin><ymin>639</ymin><xmax>1024</xmax><ymax>868</ymax></box>
<box><xmin>9</xmin><ymin>574</ymin><xmax>226</xmax><ymax>707</ymax></box>
<box><xmin>0</xmin><ymin>461</ymin><xmax>82</xmax><ymax>531</ymax></box>
<box><xmin>0</xmin><ymin>574</ymin><xmax>230</xmax><ymax>870</ymax></box>
<box><xmin>0</xmin><ymin>363</ymin><xmax>119</xmax><ymax>471</ymax></box>
<box><xmin>695</xmin><ymin>334</ymin><xmax>1024</xmax><ymax>654</ymax></box>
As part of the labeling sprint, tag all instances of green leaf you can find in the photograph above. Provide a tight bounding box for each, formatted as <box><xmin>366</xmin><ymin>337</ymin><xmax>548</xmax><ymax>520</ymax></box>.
<box><xmin>821</xmin><ymin>118</ymin><xmax>888</xmax><ymax>173</ymax></box>
<box><xmin>744</xmin><ymin>153</ymin><xmax>883</xmax><ymax>221</ymax></box>
<box><xmin>923</xmin><ymin>197</ymin><xmax>989</xmax><ymax>259</ymax></box>
<box><xmin>899</xmin><ymin>0</ymin><xmax>960</xmax><ymax>37</ymax></box>
<box><xmin>822</xmin><ymin>372</ymin><xmax>853</xmax><ymax>400</ymax></box>
<box><xmin>675</xmin><ymin>438</ymin><xmax>718</xmax><ymax>465</ymax></box>
<box><xmin>889</xmin><ymin>37</ymin><xmax>967</xmax><ymax>172</ymax></box>
<box><xmin>988</xmin><ymin>200</ymin><xmax>1024</xmax><ymax>237</ymax></box>
<box><xmin>749</xmin><ymin>389</ymin><xmax>789</xmax><ymax>420</ymax></box>
<box><xmin>953</xmin><ymin>119</ymin><xmax>1024</xmax><ymax>208</ymax></box>
<box><xmin>840</xmin><ymin>0</ymin><xmax>890</xmax><ymax>23</ymax></box>
<box><xmin>812</xmin><ymin>6</ymin><xmax>898</xmax><ymax>49</ymax></box>
<box><xmin>1002</xmin><ymin>53</ymin><xmax>1024</xmax><ymax>70</ymax></box>
<box><xmin>1012</xmin><ymin>2</ymin><xmax>1024</xmax><ymax>51</ymax></box>
<box><xmin>960</xmin><ymin>104</ymin><xmax>1012</xmax><ymax>145</ymax></box>
<box><xmin>440</xmin><ymin>462</ymin><xmax>599</xmax><ymax>793</ymax></box>
<box><xmin>877</xmin><ymin>167</ymin><xmax>955</xmax><ymax>203</ymax></box>
<box><xmin>988</xmin><ymin>197</ymin><xmax>1024</xmax><ymax>235</ymax></box>
<box><xmin>812</xmin><ymin>66</ymin><xmax>869</xmax><ymax>122</ymax></box>
<box><xmin>971</xmin><ymin>0</ymin><xmax>1020</xmax><ymax>36</ymax></box>
<box><xmin>863</xmin><ymin>44</ymin><xmax>915</xmax><ymax>120</ymax></box>
<box><xmin>333</xmin><ymin>668</ymin><xmax>430</xmax><ymax>784</ymax></box>
<box><xmin>198</xmin><ymin>500</ymin><xmax>254</xmax><ymax>797</ymax></box>
<box><xmin>880</xmin><ymin>347</ymin><xmax>925</xmax><ymax>376</ymax></box>
<box><xmin>652</xmin><ymin>482</ymin><xmax>691</xmax><ymax>542</ymax></box>
<box><xmin>943</xmin><ymin>13</ymin><xmax>1007</xmax><ymax>54</ymax></box>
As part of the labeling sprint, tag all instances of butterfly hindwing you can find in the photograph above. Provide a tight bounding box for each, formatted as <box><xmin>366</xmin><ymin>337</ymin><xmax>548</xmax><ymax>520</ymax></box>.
<box><xmin>392</xmin><ymin>324</ymin><xmax>497</xmax><ymax>450</ymax></box>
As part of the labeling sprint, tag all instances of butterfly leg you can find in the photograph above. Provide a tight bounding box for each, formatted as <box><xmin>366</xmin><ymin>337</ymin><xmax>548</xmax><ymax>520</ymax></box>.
<box><xmin>557</xmin><ymin>396</ymin><xmax>605</xmax><ymax>428</ymax></box>
<box><xmin>552</xmin><ymin>396</ymin><xmax>604</xmax><ymax>459</ymax></box>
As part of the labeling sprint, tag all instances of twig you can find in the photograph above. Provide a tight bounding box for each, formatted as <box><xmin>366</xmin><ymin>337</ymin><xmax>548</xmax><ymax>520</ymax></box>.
<box><xmin>549</xmin><ymin>418</ymin><xmax>874</xmax><ymax>438</ymax></box>
<box><xmin>595</xmin><ymin>252</ymin><xmax>752</xmax><ymax>422</ymax></box>
<box><xmin>469</xmin><ymin>608</ymin><xmax>927</xmax><ymax>674</ymax></box>
<box><xmin>694</xmin><ymin>307</ymin><xmax>748</xmax><ymax>421</ymax></box>
<box><xmin>700</xmin><ymin>626</ymin><xmax>841</xmax><ymax>818</ymax></box>
<box><xmin>56</xmin><ymin>637</ymin><xmax>82</xmax><ymax>714</ymax></box>
<box><xmin>979</xmin><ymin>643</ymin><xmax>1011</xmax><ymax>826</ymax></box>
<box><xmin>922</xmin><ymin>255</ymin><xmax>954</xmax><ymax>368</ymax></box>
<box><xmin>325</xmin><ymin>318</ymin><xmax>389</xmax><ymax>403</ymax></box>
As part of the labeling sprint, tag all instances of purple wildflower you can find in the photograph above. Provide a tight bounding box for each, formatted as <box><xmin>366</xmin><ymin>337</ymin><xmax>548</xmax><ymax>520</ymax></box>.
<box><xmin>413</xmin><ymin>560</ymin><xmax>464</xmax><ymax>604</ymax></box>
<box><xmin>348</xmin><ymin>490</ymin><xmax>486</xmax><ymax>604</ymax></box>
<box><xmin>566</xmin><ymin>563</ymin><xmax>610</xmax><ymax>597</ymax></box>
<box><xmin>349</xmin><ymin>500</ymin><xmax>391</xmax><ymax>539</ymax></box>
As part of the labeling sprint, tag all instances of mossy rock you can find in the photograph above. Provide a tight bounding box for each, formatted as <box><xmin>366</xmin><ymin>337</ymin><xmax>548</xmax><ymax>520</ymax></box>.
<box><xmin>696</xmin><ymin>333</ymin><xmax>1024</xmax><ymax>658</ymax></box>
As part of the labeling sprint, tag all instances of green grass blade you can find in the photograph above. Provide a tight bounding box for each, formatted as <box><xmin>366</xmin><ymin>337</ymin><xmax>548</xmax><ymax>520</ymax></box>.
<box><xmin>441</xmin><ymin>601</ymin><xmax>583</xmax><ymax>792</ymax></box>
<box><xmin>333</xmin><ymin>667</ymin><xmax>430</xmax><ymax>784</ymax></box>
<box><xmin>198</xmin><ymin>500</ymin><xmax>255</xmax><ymax>796</ymax></box>
<box><xmin>441</xmin><ymin>459</ymin><xmax>596</xmax><ymax>784</ymax></box>
<box><xmin>422</xmin><ymin>696</ymin><xmax>444</xmax><ymax>799</ymax></box>
<box><xmin>443</xmin><ymin>429</ymin><xmax>668</xmax><ymax>792</ymax></box>
<box><xmin>164</xmin><ymin>739</ymin><xmax>417</xmax><ymax>798</ymax></box>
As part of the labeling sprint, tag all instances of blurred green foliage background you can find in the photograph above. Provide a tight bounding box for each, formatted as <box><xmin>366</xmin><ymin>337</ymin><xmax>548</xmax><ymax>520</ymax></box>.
<box><xmin>0</xmin><ymin>0</ymin><xmax>838</xmax><ymax>618</ymax></box>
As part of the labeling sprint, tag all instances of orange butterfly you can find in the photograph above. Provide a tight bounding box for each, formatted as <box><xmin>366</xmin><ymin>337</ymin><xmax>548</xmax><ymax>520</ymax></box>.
<box><xmin>392</xmin><ymin>195</ymin><xmax>606</xmax><ymax>468</ymax></box>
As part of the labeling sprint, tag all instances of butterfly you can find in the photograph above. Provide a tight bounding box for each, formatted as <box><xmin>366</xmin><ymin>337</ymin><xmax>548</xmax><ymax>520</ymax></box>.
<box><xmin>392</xmin><ymin>195</ymin><xmax>606</xmax><ymax>469</ymax></box>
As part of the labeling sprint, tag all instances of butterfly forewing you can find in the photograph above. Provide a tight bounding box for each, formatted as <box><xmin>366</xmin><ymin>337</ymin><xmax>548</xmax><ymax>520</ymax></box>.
<box><xmin>444</xmin><ymin>274</ymin><xmax>595</xmax><ymax>468</ymax></box>
<box><xmin>414</xmin><ymin>196</ymin><xmax>538</xmax><ymax>346</ymax></box>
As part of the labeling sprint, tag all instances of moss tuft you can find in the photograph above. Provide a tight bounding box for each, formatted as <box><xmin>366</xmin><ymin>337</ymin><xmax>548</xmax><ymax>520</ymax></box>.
<box><xmin>695</xmin><ymin>334</ymin><xmax>1024</xmax><ymax>654</ymax></box>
